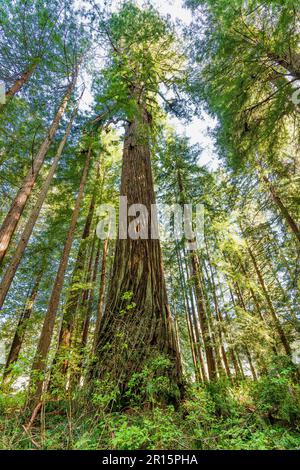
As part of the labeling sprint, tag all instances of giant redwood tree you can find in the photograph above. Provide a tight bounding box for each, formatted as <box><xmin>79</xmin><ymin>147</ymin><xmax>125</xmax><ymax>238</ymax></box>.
<box><xmin>92</xmin><ymin>3</ymin><xmax>185</xmax><ymax>402</ymax></box>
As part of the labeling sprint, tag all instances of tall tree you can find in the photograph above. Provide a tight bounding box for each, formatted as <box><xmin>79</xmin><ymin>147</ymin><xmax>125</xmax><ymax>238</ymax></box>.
<box><xmin>92</xmin><ymin>3</ymin><xmax>185</xmax><ymax>402</ymax></box>
<box><xmin>0</xmin><ymin>63</ymin><xmax>80</xmax><ymax>264</ymax></box>
<box><xmin>27</xmin><ymin>144</ymin><xmax>91</xmax><ymax>409</ymax></box>
<box><xmin>0</xmin><ymin>99</ymin><xmax>81</xmax><ymax>307</ymax></box>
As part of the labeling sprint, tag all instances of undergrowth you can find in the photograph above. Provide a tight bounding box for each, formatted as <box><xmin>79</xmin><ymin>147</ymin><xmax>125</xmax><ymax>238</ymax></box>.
<box><xmin>0</xmin><ymin>357</ymin><xmax>299</xmax><ymax>450</ymax></box>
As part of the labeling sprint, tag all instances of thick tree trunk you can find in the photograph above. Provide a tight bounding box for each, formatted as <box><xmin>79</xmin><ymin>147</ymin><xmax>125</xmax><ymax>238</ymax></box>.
<box><xmin>0</xmin><ymin>70</ymin><xmax>78</xmax><ymax>265</ymax></box>
<box><xmin>2</xmin><ymin>268</ymin><xmax>43</xmax><ymax>385</ymax></box>
<box><xmin>92</xmin><ymin>110</ymin><xmax>182</xmax><ymax>402</ymax></box>
<box><xmin>0</xmin><ymin>104</ymin><xmax>79</xmax><ymax>308</ymax></box>
<box><xmin>27</xmin><ymin>147</ymin><xmax>91</xmax><ymax>409</ymax></box>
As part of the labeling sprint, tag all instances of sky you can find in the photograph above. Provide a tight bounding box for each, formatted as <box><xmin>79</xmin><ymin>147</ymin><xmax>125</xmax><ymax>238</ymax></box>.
<box><xmin>77</xmin><ymin>0</ymin><xmax>218</xmax><ymax>169</ymax></box>
<box><xmin>146</xmin><ymin>0</ymin><xmax>218</xmax><ymax>168</ymax></box>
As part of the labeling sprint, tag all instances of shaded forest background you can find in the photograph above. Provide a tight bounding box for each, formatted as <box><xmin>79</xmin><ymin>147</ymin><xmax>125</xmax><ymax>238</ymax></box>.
<box><xmin>0</xmin><ymin>0</ymin><xmax>299</xmax><ymax>450</ymax></box>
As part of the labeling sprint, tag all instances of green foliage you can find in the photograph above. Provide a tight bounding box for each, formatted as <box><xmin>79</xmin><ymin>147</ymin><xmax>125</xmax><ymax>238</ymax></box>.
<box><xmin>0</xmin><ymin>0</ymin><xmax>299</xmax><ymax>454</ymax></box>
<box><xmin>92</xmin><ymin>375</ymin><xmax>121</xmax><ymax>411</ymax></box>
<box><xmin>94</xmin><ymin>1</ymin><xmax>185</xmax><ymax>125</ymax></box>
<box><xmin>125</xmin><ymin>355</ymin><xmax>180</xmax><ymax>406</ymax></box>
<box><xmin>109</xmin><ymin>407</ymin><xmax>185</xmax><ymax>450</ymax></box>
<box><xmin>91</xmin><ymin>354</ymin><xmax>180</xmax><ymax>409</ymax></box>
<box><xmin>253</xmin><ymin>359</ymin><xmax>300</xmax><ymax>425</ymax></box>
<box><xmin>1</xmin><ymin>373</ymin><xmax>300</xmax><ymax>450</ymax></box>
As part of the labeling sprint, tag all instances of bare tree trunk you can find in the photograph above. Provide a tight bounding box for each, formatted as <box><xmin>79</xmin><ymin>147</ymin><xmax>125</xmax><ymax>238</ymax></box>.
<box><xmin>3</xmin><ymin>61</ymin><xmax>39</xmax><ymax>104</ymax></box>
<box><xmin>176</xmin><ymin>246</ymin><xmax>205</xmax><ymax>382</ymax></box>
<box><xmin>70</xmin><ymin>233</ymin><xmax>99</xmax><ymax>386</ymax></box>
<box><xmin>267</xmin><ymin>50</ymin><xmax>300</xmax><ymax>81</ymax></box>
<box><xmin>92</xmin><ymin>108</ymin><xmax>182</xmax><ymax>402</ymax></box>
<box><xmin>190</xmin><ymin>250</ymin><xmax>217</xmax><ymax>381</ymax></box>
<box><xmin>172</xmin><ymin>171</ymin><xmax>210</xmax><ymax>382</ymax></box>
<box><xmin>188</xmin><ymin>291</ymin><xmax>208</xmax><ymax>382</ymax></box>
<box><xmin>229</xmin><ymin>279</ymin><xmax>260</xmax><ymax>380</ymax></box>
<box><xmin>247</xmin><ymin>244</ymin><xmax>292</xmax><ymax>355</ymax></box>
<box><xmin>27</xmin><ymin>147</ymin><xmax>91</xmax><ymax>409</ymax></box>
<box><xmin>260</xmin><ymin>173</ymin><xmax>300</xmax><ymax>246</ymax></box>
<box><xmin>0</xmin><ymin>103</ymin><xmax>79</xmax><ymax>308</ymax></box>
<box><xmin>82</xmin><ymin>238</ymin><xmax>102</xmax><ymax>350</ymax></box>
<box><xmin>211</xmin><ymin>239</ymin><xmax>244</xmax><ymax>379</ymax></box>
<box><xmin>203</xmin><ymin>242</ymin><xmax>232</xmax><ymax>379</ymax></box>
<box><xmin>92</xmin><ymin>238</ymin><xmax>109</xmax><ymax>353</ymax></box>
<box><xmin>52</xmin><ymin>169</ymin><xmax>99</xmax><ymax>381</ymax></box>
<box><xmin>200</xmin><ymin>259</ymin><xmax>224</xmax><ymax>378</ymax></box>
<box><xmin>0</xmin><ymin>68</ymin><xmax>79</xmax><ymax>265</ymax></box>
<box><xmin>245</xmin><ymin>346</ymin><xmax>257</xmax><ymax>381</ymax></box>
<box><xmin>2</xmin><ymin>268</ymin><xmax>43</xmax><ymax>385</ymax></box>
<box><xmin>186</xmin><ymin>305</ymin><xmax>202</xmax><ymax>382</ymax></box>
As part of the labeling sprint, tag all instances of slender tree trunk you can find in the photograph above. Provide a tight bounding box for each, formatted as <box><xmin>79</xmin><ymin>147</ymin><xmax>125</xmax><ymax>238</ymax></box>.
<box><xmin>267</xmin><ymin>50</ymin><xmax>300</xmax><ymax>81</ymax></box>
<box><xmin>0</xmin><ymin>103</ymin><xmax>79</xmax><ymax>308</ymax></box>
<box><xmin>200</xmin><ymin>259</ymin><xmax>223</xmax><ymax>377</ymax></box>
<box><xmin>27</xmin><ymin>147</ymin><xmax>91</xmax><ymax>409</ymax></box>
<box><xmin>176</xmin><ymin>246</ymin><xmax>206</xmax><ymax>382</ymax></box>
<box><xmin>3</xmin><ymin>61</ymin><xmax>39</xmax><ymax>104</ymax></box>
<box><xmin>92</xmin><ymin>238</ymin><xmax>109</xmax><ymax>353</ymax></box>
<box><xmin>247</xmin><ymin>244</ymin><xmax>292</xmax><ymax>355</ymax></box>
<box><xmin>70</xmin><ymin>233</ymin><xmax>98</xmax><ymax>386</ymax></box>
<box><xmin>77</xmin><ymin>234</ymin><xmax>97</xmax><ymax>343</ymax></box>
<box><xmin>222</xmin><ymin>305</ymin><xmax>244</xmax><ymax>379</ymax></box>
<box><xmin>265</xmin><ymin>249</ymin><xmax>299</xmax><ymax>327</ymax></box>
<box><xmin>2</xmin><ymin>268</ymin><xmax>43</xmax><ymax>385</ymax></box>
<box><xmin>190</xmin><ymin>250</ymin><xmax>217</xmax><ymax>381</ymax></box>
<box><xmin>53</xmin><ymin>169</ymin><xmax>99</xmax><ymax>380</ymax></box>
<box><xmin>245</xmin><ymin>346</ymin><xmax>257</xmax><ymax>381</ymax></box>
<box><xmin>0</xmin><ymin>69</ymin><xmax>79</xmax><ymax>265</ymax></box>
<box><xmin>210</xmin><ymin>236</ymin><xmax>244</xmax><ymax>379</ymax></box>
<box><xmin>82</xmin><ymin>238</ymin><xmax>102</xmax><ymax>349</ymax></box>
<box><xmin>188</xmin><ymin>292</ymin><xmax>207</xmax><ymax>382</ymax></box>
<box><xmin>175</xmin><ymin>167</ymin><xmax>214</xmax><ymax>380</ymax></box>
<box><xmin>236</xmin><ymin>256</ymin><xmax>276</xmax><ymax>365</ymax></box>
<box><xmin>92</xmin><ymin>108</ymin><xmax>182</xmax><ymax>402</ymax></box>
<box><xmin>173</xmin><ymin>314</ymin><xmax>182</xmax><ymax>367</ymax></box>
<box><xmin>203</xmin><ymin>243</ymin><xmax>232</xmax><ymax>379</ymax></box>
<box><xmin>229</xmin><ymin>283</ymin><xmax>258</xmax><ymax>380</ymax></box>
<box><xmin>49</xmin><ymin>231</ymin><xmax>97</xmax><ymax>392</ymax></box>
<box><xmin>260</xmin><ymin>173</ymin><xmax>300</xmax><ymax>246</ymax></box>
<box><xmin>186</xmin><ymin>304</ymin><xmax>202</xmax><ymax>382</ymax></box>
<box><xmin>237</xmin><ymin>256</ymin><xmax>265</xmax><ymax>323</ymax></box>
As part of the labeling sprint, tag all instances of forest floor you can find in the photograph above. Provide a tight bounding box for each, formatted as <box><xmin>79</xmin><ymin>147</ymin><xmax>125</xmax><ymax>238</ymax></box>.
<box><xmin>1</xmin><ymin>369</ymin><xmax>300</xmax><ymax>450</ymax></box>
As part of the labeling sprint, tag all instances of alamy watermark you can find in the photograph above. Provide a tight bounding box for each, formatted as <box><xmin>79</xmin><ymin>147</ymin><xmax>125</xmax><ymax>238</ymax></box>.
<box><xmin>96</xmin><ymin>196</ymin><xmax>204</xmax><ymax>250</ymax></box>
